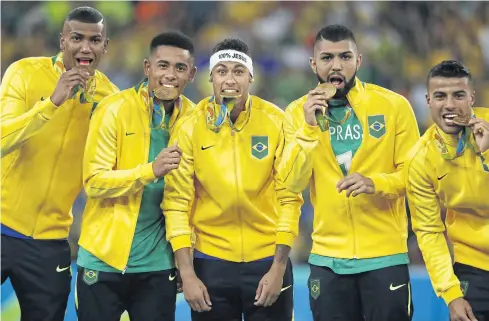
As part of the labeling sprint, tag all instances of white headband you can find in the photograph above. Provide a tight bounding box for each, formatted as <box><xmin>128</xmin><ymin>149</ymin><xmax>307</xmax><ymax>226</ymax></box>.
<box><xmin>209</xmin><ymin>50</ymin><xmax>253</xmax><ymax>76</ymax></box>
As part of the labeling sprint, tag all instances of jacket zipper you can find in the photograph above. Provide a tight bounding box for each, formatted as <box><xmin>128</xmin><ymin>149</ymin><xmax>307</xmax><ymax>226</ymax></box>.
<box><xmin>347</xmin><ymin>200</ymin><xmax>357</xmax><ymax>258</ymax></box>
<box><xmin>231</xmin><ymin>129</ymin><xmax>245</xmax><ymax>262</ymax></box>
<box><xmin>344</xmin><ymin>97</ymin><xmax>357</xmax><ymax>258</ymax></box>
<box><xmin>33</xmin><ymin>103</ymin><xmax>75</xmax><ymax>236</ymax></box>
<box><xmin>122</xmin><ymin>129</ymin><xmax>150</xmax><ymax>274</ymax></box>
<box><xmin>121</xmin><ymin>189</ymin><xmax>140</xmax><ymax>274</ymax></box>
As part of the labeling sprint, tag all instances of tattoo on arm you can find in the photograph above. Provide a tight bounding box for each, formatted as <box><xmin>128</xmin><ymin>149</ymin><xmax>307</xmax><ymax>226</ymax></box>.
<box><xmin>274</xmin><ymin>245</ymin><xmax>291</xmax><ymax>265</ymax></box>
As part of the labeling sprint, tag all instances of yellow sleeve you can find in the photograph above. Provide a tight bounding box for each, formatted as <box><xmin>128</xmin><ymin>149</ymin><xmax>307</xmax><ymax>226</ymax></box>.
<box><xmin>1</xmin><ymin>61</ymin><xmax>59</xmax><ymax>156</ymax></box>
<box><xmin>161</xmin><ymin>116</ymin><xmax>196</xmax><ymax>252</ymax></box>
<box><xmin>277</xmin><ymin>105</ymin><xmax>320</xmax><ymax>193</ymax></box>
<box><xmin>406</xmin><ymin>149</ymin><xmax>463</xmax><ymax>305</ymax></box>
<box><xmin>370</xmin><ymin>96</ymin><xmax>420</xmax><ymax>198</ymax></box>
<box><xmin>83</xmin><ymin>98</ymin><xmax>156</xmax><ymax>198</ymax></box>
<box><xmin>274</xmin><ymin>124</ymin><xmax>304</xmax><ymax>247</ymax></box>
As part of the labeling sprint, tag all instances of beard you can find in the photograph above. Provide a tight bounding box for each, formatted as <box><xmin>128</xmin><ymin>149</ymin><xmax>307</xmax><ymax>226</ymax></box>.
<box><xmin>316</xmin><ymin>72</ymin><xmax>356</xmax><ymax>99</ymax></box>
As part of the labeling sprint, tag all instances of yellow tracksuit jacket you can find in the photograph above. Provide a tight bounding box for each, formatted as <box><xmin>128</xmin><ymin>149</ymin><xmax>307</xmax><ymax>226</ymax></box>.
<box><xmin>162</xmin><ymin>95</ymin><xmax>303</xmax><ymax>262</ymax></box>
<box><xmin>1</xmin><ymin>57</ymin><xmax>118</xmax><ymax>239</ymax></box>
<box><xmin>278</xmin><ymin>79</ymin><xmax>420</xmax><ymax>259</ymax></box>
<box><xmin>79</xmin><ymin>88</ymin><xmax>195</xmax><ymax>271</ymax></box>
<box><xmin>405</xmin><ymin>107</ymin><xmax>489</xmax><ymax>305</ymax></box>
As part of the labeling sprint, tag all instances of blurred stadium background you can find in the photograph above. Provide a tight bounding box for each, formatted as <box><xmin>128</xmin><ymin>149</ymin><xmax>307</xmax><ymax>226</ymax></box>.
<box><xmin>1</xmin><ymin>1</ymin><xmax>488</xmax><ymax>320</ymax></box>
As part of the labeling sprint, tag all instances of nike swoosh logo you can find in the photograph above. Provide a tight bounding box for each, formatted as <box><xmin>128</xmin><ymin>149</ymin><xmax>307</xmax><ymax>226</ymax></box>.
<box><xmin>437</xmin><ymin>173</ymin><xmax>448</xmax><ymax>180</ymax></box>
<box><xmin>56</xmin><ymin>265</ymin><xmax>70</xmax><ymax>273</ymax></box>
<box><xmin>389</xmin><ymin>283</ymin><xmax>406</xmax><ymax>291</ymax></box>
<box><xmin>125</xmin><ymin>132</ymin><xmax>135</xmax><ymax>136</ymax></box>
<box><xmin>169</xmin><ymin>273</ymin><xmax>176</xmax><ymax>281</ymax></box>
<box><xmin>201</xmin><ymin>145</ymin><xmax>214</xmax><ymax>151</ymax></box>
<box><xmin>280</xmin><ymin>285</ymin><xmax>292</xmax><ymax>292</ymax></box>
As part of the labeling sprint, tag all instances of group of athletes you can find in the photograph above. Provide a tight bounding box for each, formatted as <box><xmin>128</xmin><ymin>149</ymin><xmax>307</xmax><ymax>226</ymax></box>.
<box><xmin>1</xmin><ymin>6</ymin><xmax>488</xmax><ymax>321</ymax></box>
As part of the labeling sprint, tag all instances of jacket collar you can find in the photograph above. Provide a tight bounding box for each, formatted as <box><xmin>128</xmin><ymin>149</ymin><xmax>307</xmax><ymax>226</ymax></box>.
<box><xmin>346</xmin><ymin>77</ymin><xmax>365</xmax><ymax>107</ymax></box>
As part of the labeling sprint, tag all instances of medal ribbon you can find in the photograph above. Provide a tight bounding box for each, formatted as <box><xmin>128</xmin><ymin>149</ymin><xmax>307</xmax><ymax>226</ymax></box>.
<box><xmin>134</xmin><ymin>78</ymin><xmax>180</xmax><ymax>130</ymax></box>
<box><xmin>205</xmin><ymin>96</ymin><xmax>252</xmax><ymax>133</ymax></box>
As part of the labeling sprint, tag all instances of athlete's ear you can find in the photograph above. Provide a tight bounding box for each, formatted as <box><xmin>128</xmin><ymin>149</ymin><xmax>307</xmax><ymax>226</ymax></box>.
<box><xmin>309</xmin><ymin>57</ymin><xmax>317</xmax><ymax>74</ymax></box>
<box><xmin>143</xmin><ymin>59</ymin><xmax>150</xmax><ymax>77</ymax></box>
<box><xmin>356</xmin><ymin>53</ymin><xmax>362</xmax><ymax>70</ymax></box>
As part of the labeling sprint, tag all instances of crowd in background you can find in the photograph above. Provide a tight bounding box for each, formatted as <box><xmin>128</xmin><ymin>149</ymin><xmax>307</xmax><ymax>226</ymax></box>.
<box><xmin>2</xmin><ymin>1</ymin><xmax>488</xmax><ymax>265</ymax></box>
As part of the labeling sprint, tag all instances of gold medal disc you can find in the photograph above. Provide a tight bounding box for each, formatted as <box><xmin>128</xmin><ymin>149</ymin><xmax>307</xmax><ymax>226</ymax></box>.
<box><xmin>154</xmin><ymin>86</ymin><xmax>179</xmax><ymax>100</ymax></box>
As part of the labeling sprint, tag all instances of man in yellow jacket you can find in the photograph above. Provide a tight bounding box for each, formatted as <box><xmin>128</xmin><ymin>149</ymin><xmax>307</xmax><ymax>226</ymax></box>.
<box><xmin>162</xmin><ymin>38</ymin><xmax>303</xmax><ymax>321</ymax></box>
<box><xmin>76</xmin><ymin>32</ymin><xmax>196</xmax><ymax>321</ymax></box>
<box><xmin>0</xmin><ymin>7</ymin><xmax>118</xmax><ymax>321</ymax></box>
<box><xmin>406</xmin><ymin>60</ymin><xmax>489</xmax><ymax>321</ymax></box>
<box><xmin>278</xmin><ymin>25</ymin><xmax>419</xmax><ymax>321</ymax></box>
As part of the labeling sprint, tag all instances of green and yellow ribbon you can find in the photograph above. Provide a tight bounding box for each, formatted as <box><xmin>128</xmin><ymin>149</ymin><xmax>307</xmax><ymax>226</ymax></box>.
<box><xmin>205</xmin><ymin>96</ymin><xmax>251</xmax><ymax>133</ymax></box>
<box><xmin>134</xmin><ymin>79</ymin><xmax>179</xmax><ymax>130</ymax></box>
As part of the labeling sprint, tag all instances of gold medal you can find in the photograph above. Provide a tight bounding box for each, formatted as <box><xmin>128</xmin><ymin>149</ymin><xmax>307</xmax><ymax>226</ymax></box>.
<box><xmin>317</xmin><ymin>83</ymin><xmax>337</xmax><ymax>99</ymax></box>
<box><xmin>315</xmin><ymin>83</ymin><xmax>336</xmax><ymax>132</ymax></box>
<box><xmin>221</xmin><ymin>91</ymin><xmax>242</xmax><ymax>99</ymax></box>
<box><xmin>154</xmin><ymin>86</ymin><xmax>179</xmax><ymax>101</ymax></box>
<box><xmin>453</xmin><ymin>113</ymin><xmax>471</xmax><ymax>126</ymax></box>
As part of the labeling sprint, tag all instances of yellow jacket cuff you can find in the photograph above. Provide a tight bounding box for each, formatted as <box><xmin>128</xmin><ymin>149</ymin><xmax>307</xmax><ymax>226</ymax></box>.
<box><xmin>441</xmin><ymin>285</ymin><xmax>464</xmax><ymax>306</ymax></box>
<box><xmin>276</xmin><ymin>232</ymin><xmax>295</xmax><ymax>247</ymax></box>
<box><xmin>170</xmin><ymin>235</ymin><xmax>192</xmax><ymax>252</ymax></box>
<box><xmin>299</xmin><ymin>122</ymin><xmax>321</xmax><ymax>140</ymax></box>
<box><xmin>38</xmin><ymin>97</ymin><xmax>59</xmax><ymax>120</ymax></box>
<box><xmin>140</xmin><ymin>163</ymin><xmax>157</xmax><ymax>184</ymax></box>
<box><xmin>369</xmin><ymin>173</ymin><xmax>389</xmax><ymax>196</ymax></box>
